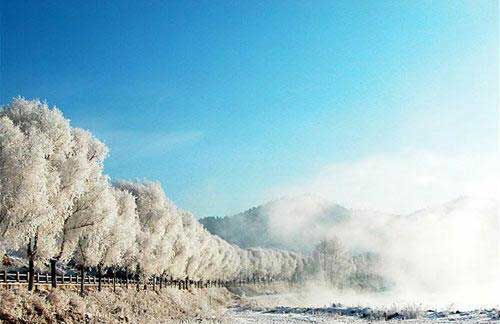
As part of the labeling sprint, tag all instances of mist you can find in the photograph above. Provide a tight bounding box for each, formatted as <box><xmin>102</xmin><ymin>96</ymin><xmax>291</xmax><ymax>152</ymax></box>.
<box><xmin>265</xmin><ymin>152</ymin><xmax>499</xmax><ymax>309</ymax></box>
<box><xmin>267</xmin><ymin>150</ymin><xmax>499</xmax><ymax>214</ymax></box>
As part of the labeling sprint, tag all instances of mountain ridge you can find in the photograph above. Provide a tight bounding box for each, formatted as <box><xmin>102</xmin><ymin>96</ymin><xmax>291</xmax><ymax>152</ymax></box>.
<box><xmin>199</xmin><ymin>193</ymin><xmax>355</xmax><ymax>252</ymax></box>
<box><xmin>200</xmin><ymin>194</ymin><xmax>498</xmax><ymax>253</ymax></box>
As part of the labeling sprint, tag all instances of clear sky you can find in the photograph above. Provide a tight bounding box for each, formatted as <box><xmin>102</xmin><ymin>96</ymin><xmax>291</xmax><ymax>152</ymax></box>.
<box><xmin>1</xmin><ymin>1</ymin><xmax>498</xmax><ymax>217</ymax></box>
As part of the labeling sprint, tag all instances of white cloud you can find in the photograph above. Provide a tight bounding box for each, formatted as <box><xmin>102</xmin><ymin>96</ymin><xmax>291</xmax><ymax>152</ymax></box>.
<box><xmin>267</xmin><ymin>149</ymin><xmax>499</xmax><ymax>214</ymax></box>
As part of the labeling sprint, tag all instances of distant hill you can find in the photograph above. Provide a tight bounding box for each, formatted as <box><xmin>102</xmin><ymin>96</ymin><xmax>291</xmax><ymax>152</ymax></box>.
<box><xmin>201</xmin><ymin>193</ymin><xmax>498</xmax><ymax>256</ymax></box>
<box><xmin>199</xmin><ymin>194</ymin><xmax>353</xmax><ymax>252</ymax></box>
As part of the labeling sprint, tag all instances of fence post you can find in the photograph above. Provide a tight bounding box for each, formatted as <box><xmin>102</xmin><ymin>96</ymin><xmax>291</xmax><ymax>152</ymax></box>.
<box><xmin>3</xmin><ymin>270</ymin><xmax>7</xmax><ymax>284</ymax></box>
<box><xmin>27</xmin><ymin>241</ymin><xmax>34</xmax><ymax>291</ymax></box>
<box><xmin>97</xmin><ymin>264</ymin><xmax>102</xmax><ymax>292</ymax></box>
<box><xmin>113</xmin><ymin>270</ymin><xmax>116</xmax><ymax>292</ymax></box>
<box><xmin>50</xmin><ymin>259</ymin><xmax>57</xmax><ymax>288</ymax></box>
<box><xmin>16</xmin><ymin>271</ymin><xmax>20</xmax><ymax>282</ymax></box>
<box><xmin>79</xmin><ymin>266</ymin><xmax>85</xmax><ymax>296</ymax></box>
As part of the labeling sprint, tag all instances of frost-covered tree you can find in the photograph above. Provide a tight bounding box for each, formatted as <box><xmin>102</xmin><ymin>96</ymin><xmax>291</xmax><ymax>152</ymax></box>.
<box><xmin>68</xmin><ymin>174</ymin><xmax>117</xmax><ymax>267</ymax></box>
<box><xmin>0</xmin><ymin>100</ymin><xmax>71</xmax><ymax>289</ymax></box>
<box><xmin>54</xmin><ymin>128</ymin><xmax>110</xmax><ymax>262</ymax></box>
<box><xmin>0</xmin><ymin>116</ymin><xmax>50</xmax><ymax>251</ymax></box>
<box><xmin>114</xmin><ymin>181</ymin><xmax>175</xmax><ymax>277</ymax></box>
<box><xmin>0</xmin><ymin>99</ymin><xmax>112</xmax><ymax>267</ymax></box>
<box><xmin>313</xmin><ymin>237</ymin><xmax>353</xmax><ymax>288</ymax></box>
<box><xmin>101</xmin><ymin>188</ymin><xmax>140</xmax><ymax>269</ymax></box>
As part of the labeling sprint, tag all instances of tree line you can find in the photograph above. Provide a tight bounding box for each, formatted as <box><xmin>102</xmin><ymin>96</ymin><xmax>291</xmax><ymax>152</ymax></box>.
<box><xmin>0</xmin><ymin>98</ymin><xmax>311</xmax><ymax>293</ymax></box>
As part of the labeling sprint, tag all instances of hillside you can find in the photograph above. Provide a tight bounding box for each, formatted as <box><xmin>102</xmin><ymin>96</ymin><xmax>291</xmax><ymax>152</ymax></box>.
<box><xmin>200</xmin><ymin>194</ymin><xmax>353</xmax><ymax>252</ymax></box>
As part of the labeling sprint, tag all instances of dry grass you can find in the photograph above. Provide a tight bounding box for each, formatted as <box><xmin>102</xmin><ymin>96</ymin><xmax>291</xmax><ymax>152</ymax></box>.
<box><xmin>0</xmin><ymin>286</ymin><xmax>234</xmax><ymax>323</ymax></box>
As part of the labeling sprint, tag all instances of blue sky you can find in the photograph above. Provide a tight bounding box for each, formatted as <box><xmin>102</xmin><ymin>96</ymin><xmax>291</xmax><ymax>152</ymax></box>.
<box><xmin>1</xmin><ymin>1</ymin><xmax>497</xmax><ymax>217</ymax></box>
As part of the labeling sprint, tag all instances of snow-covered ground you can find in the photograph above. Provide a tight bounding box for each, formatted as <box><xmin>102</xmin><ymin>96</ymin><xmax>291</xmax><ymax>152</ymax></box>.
<box><xmin>224</xmin><ymin>305</ymin><xmax>500</xmax><ymax>323</ymax></box>
<box><xmin>221</xmin><ymin>285</ymin><xmax>500</xmax><ymax>323</ymax></box>
<box><xmin>225</xmin><ymin>305</ymin><xmax>500</xmax><ymax>323</ymax></box>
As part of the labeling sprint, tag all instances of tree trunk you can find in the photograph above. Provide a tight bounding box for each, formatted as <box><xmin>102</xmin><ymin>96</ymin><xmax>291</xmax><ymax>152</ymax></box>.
<box><xmin>97</xmin><ymin>264</ymin><xmax>102</xmax><ymax>291</ymax></box>
<box><xmin>135</xmin><ymin>264</ymin><xmax>140</xmax><ymax>291</ymax></box>
<box><xmin>80</xmin><ymin>265</ymin><xmax>85</xmax><ymax>296</ymax></box>
<box><xmin>112</xmin><ymin>270</ymin><xmax>116</xmax><ymax>292</ymax></box>
<box><xmin>27</xmin><ymin>239</ymin><xmax>35</xmax><ymax>291</ymax></box>
<box><xmin>50</xmin><ymin>259</ymin><xmax>57</xmax><ymax>288</ymax></box>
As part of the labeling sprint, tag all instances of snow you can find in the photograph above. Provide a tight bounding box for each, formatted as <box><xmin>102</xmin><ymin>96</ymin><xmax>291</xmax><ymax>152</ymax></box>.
<box><xmin>223</xmin><ymin>306</ymin><xmax>500</xmax><ymax>323</ymax></box>
<box><xmin>221</xmin><ymin>284</ymin><xmax>500</xmax><ymax>323</ymax></box>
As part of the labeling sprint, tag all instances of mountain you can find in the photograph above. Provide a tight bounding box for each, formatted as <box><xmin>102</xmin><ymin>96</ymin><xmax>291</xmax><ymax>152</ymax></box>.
<box><xmin>201</xmin><ymin>193</ymin><xmax>498</xmax><ymax>257</ymax></box>
<box><xmin>200</xmin><ymin>194</ymin><xmax>353</xmax><ymax>252</ymax></box>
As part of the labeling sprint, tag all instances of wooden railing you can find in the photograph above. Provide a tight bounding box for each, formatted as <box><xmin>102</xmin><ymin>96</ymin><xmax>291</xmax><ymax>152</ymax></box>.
<box><xmin>0</xmin><ymin>269</ymin><xmax>290</xmax><ymax>292</ymax></box>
